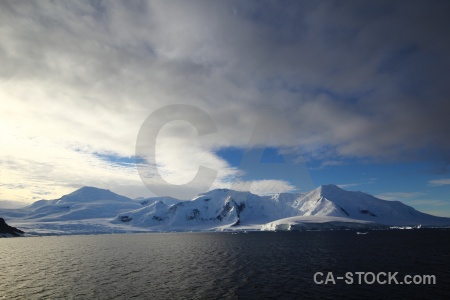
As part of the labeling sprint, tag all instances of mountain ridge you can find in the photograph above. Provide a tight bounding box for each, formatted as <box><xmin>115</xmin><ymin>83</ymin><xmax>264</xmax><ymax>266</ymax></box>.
<box><xmin>1</xmin><ymin>185</ymin><xmax>449</xmax><ymax>234</ymax></box>
<box><xmin>113</xmin><ymin>184</ymin><xmax>450</xmax><ymax>229</ymax></box>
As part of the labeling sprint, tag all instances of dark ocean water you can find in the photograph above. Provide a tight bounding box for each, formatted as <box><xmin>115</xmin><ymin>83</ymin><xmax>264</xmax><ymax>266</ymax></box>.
<box><xmin>1</xmin><ymin>230</ymin><xmax>449</xmax><ymax>299</ymax></box>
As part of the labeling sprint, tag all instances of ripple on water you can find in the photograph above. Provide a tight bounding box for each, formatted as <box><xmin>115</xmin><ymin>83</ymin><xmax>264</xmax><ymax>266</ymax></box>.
<box><xmin>0</xmin><ymin>231</ymin><xmax>449</xmax><ymax>299</ymax></box>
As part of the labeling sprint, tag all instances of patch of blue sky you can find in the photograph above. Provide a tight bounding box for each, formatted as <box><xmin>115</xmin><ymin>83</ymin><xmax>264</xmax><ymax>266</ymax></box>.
<box><xmin>93</xmin><ymin>152</ymin><xmax>146</xmax><ymax>167</ymax></box>
<box><xmin>216</xmin><ymin>146</ymin><xmax>287</xmax><ymax>167</ymax></box>
<box><xmin>309</xmin><ymin>159</ymin><xmax>447</xmax><ymax>196</ymax></box>
<box><xmin>216</xmin><ymin>146</ymin><xmax>314</xmax><ymax>192</ymax></box>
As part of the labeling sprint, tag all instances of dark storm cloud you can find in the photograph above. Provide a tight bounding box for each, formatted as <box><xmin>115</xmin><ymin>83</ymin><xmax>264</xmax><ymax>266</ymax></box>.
<box><xmin>1</xmin><ymin>0</ymin><xmax>450</xmax><ymax>163</ymax></box>
<box><xmin>227</xmin><ymin>0</ymin><xmax>450</xmax><ymax>162</ymax></box>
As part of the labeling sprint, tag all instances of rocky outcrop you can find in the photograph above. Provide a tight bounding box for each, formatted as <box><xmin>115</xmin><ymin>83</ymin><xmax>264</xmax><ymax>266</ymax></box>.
<box><xmin>0</xmin><ymin>218</ymin><xmax>24</xmax><ymax>237</ymax></box>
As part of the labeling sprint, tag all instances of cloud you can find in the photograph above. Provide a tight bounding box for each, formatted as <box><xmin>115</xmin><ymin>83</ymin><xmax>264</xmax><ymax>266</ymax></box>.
<box><xmin>1</xmin><ymin>1</ymin><xmax>450</xmax><ymax>200</ymax></box>
<box><xmin>408</xmin><ymin>199</ymin><xmax>448</xmax><ymax>207</ymax></box>
<box><xmin>229</xmin><ymin>180</ymin><xmax>297</xmax><ymax>196</ymax></box>
<box><xmin>310</xmin><ymin>160</ymin><xmax>345</xmax><ymax>170</ymax></box>
<box><xmin>375</xmin><ymin>192</ymin><xmax>424</xmax><ymax>201</ymax></box>
<box><xmin>428</xmin><ymin>178</ymin><xmax>450</xmax><ymax>186</ymax></box>
<box><xmin>374</xmin><ymin>193</ymin><xmax>450</xmax><ymax>217</ymax></box>
<box><xmin>407</xmin><ymin>199</ymin><xmax>450</xmax><ymax>218</ymax></box>
<box><xmin>336</xmin><ymin>178</ymin><xmax>377</xmax><ymax>189</ymax></box>
<box><xmin>0</xmin><ymin>130</ymin><xmax>150</xmax><ymax>201</ymax></box>
<box><xmin>0</xmin><ymin>200</ymin><xmax>28</xmax><ymax>209</ymax></box>
<box><xmin>420</xmin><ymin>210</ymin><xmax>450</xmax><ymax>218</ymax></box>
<box><xmin>337</xmin><ymin>183</ymin><xmax>365</xmax><ymax>189</ymax></box>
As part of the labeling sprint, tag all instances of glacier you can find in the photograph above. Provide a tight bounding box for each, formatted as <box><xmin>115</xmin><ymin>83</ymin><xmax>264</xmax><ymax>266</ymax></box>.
<box><xmin>1</xmin><ymin>185</ymin><xmax>449</xmax><ymax>235</ymax></box>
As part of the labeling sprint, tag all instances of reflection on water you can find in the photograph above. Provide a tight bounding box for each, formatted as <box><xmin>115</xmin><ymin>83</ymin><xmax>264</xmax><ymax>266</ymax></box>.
<box><xmin>1</xmin><ymin>230</ymin><xmax>449</xmax><ymax>299</ymax></box>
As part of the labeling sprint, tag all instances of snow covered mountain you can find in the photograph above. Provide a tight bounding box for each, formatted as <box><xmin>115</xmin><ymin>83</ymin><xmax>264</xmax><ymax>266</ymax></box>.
<box><xmin>112</xmin><ymin>189</ymin><xmax>277</xmax><ymax>231</ymax></box>
<box><xmin>0</xmin><ymin>187</ymin><xmax>142</xmax><ymax>222</ymax></box>
<box><xmin>1</xmin><ymin>185</ymin><xmax>449</xmax><ymax>234</ymax></box>
<box><xmin>113</xmin><ymin>185</ymin><xmax>450</xmax><ymax>230</ymax></box>
<box><xmin>277</xmin><ymin>184</ymin><xmax>450</xmax><ymax>226</ymax></box>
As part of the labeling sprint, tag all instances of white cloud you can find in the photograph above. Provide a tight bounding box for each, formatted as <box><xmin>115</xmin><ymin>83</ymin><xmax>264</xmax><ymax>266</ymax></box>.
<box><xmin>337</xmin><ymin>183</ymin><xmax>364</xmax><ymax>189</ymax></box>
<box><xmin>1</xmin><ymin>1</ymin><xmax>450</xmax><ymax>201</ymax></box>
<box><xmin>428</xmin><ymin>178</ymin><xmax>450</xmax><ymax>186</ymax></box>
<box><xmin>409</xmin><ymin>199</ymin><xmax>448</xmax><ymax>206</ymax></box>
<box><xmin>0</xmin><ymin>200</ymin><xmax>28</xmax><ymax>209</ymax></box>
<box><xmin>420</xmin><ymin>210</ymin><xmax>450</xmax><ymax>218</ymax></box>
<box><xmin>375</xmin><ymin>192</ymin><xmax>424</xmax><ymax>201</ymax></box>
<box><xmin>337</xmin><ymin>178</ymin><xmax>377</xmax><ymax>189</ymax></box>
<box><xmin>310</xmin><ymin>160</ymin><xmax>345</xmax><ymax>170</ymax></box>
<box><xmin>228</xmin><ymin>180</ymin><xmax>297</xmax><ymax>196</ymax></box>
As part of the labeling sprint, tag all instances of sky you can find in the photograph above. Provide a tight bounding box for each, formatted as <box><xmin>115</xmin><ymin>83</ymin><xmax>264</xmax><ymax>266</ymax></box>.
<box><xmin>1</xmin><ymin>0</ymin><xmax>450</xmax><ymax>216</ymax></box>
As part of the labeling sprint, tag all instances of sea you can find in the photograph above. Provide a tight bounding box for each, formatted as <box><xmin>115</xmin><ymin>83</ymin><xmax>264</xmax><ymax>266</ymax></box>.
<box><xmin>1</xmin><ymin>230</ymin><xmax>449</xmax><ymax>299</ymax></box>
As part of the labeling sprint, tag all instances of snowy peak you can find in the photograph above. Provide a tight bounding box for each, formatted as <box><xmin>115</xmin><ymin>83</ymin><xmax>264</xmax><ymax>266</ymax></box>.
<box><xmin>0</xmin><ymin>187</ymin><xmax>142</xmax><ymax>222</ymax></box>
<box><xmin>194</xmin><ymin>188</ymin><xmax>256</xmax><ymax>201</ymax></box>
<box><xmin>299</xmin><ymin>185</ymin><xmax>448</xmax><ymax>226</ymax></box>
<box><xmin>301</xmin><ymin>184</ymin><xmax>352</xmax><ymax>208</ymax></box>
<box><xmin>319</xmin><ymin>184</ymin><xmax>344</xmax><ymax>193</ymax></box>
<box><xmin>314</xmin><ymin>184</ymin><xmax>347</xmax><ymax>198</ymax></box>
<box><xmin>56</xmin><ymin>186</ymin><xmax>131</xmax><ymax>204</ymax></box>
<box><xmin>139</xmin><ymin>196</ymin><xmax>181</xmax><ymax>207</ymax></box>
